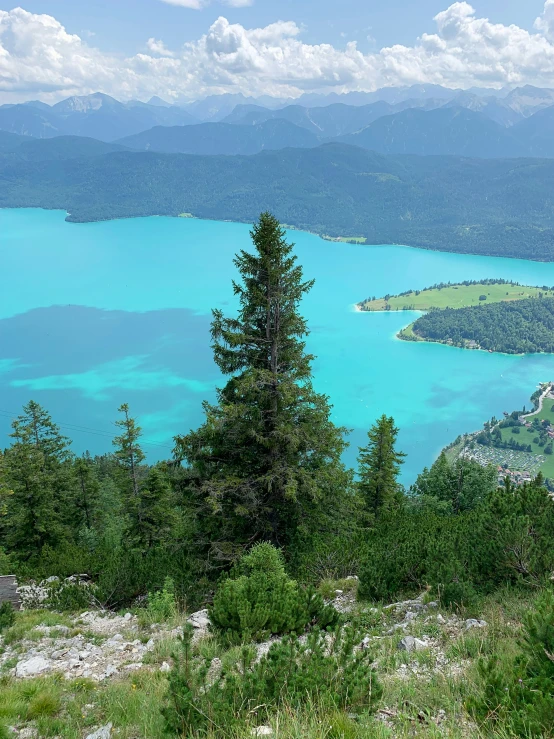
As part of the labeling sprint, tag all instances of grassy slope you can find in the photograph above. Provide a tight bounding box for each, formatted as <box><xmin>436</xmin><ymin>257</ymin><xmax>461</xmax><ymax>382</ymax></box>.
<box><xmin>360</xmin><ymin>283</ymin><xmax>550</xmax><ymax>311</ymax></box>
<box><xmin>0</xmin><ymin>589</ymin><xmax>534</xmax><ymax>739</ymax></box>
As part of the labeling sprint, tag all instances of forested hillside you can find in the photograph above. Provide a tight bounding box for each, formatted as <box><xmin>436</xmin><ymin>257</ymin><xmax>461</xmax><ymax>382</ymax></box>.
<box><xmin>2</xmin><ymin>142</ymin><xmax>554</xmax><ymax>260</ymax></box>
<box><xmin>410</xmin><ymin>296</ymin><xmax>554</xmax><ymax>353</ymax></box>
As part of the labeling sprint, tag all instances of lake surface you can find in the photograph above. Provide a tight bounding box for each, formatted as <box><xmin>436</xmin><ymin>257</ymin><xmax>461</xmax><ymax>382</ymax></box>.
<box><xmin>2</xmin><ymin>208</ymin><xmax>554</xmax><ymax>484</ymax></box>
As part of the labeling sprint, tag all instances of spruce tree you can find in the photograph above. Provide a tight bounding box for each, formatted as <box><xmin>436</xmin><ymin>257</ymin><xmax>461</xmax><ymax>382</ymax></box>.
<box><xmin>128</xmin><ymin>465</ymin><xmax>178</xmax><ymax>551</ymax></box>
<box><xmin>74</xmin><ymin>453</ymin><xmax>101</xmax><ymax>530</ymax></box>
<box><xmin>112</xmin><ymin>403</ymin><xmax>146</xmax><ymax>542</ymax></box>
<box><xmin>175</xmin><ymin>212</ymin><xmax>349</xmax><ymax>548</ymax></box>
<box><xmin>112</xmin><ymin>406</ymin><xmax>177</xmax><ymax>551</ymax></box>
<box><xmin>358</xmin><ymin>415</ymin><xmax>405</xmax><ymax>516</ymax></box>
<box><xmin>0</xmin><ymin>451</ymin><xmax>13</xmax><ymax>551</ymax></box>
<box><xmin>4</xmin><ymin>401</ymin><xmax>73</xmax><ymax>558</ymax></box>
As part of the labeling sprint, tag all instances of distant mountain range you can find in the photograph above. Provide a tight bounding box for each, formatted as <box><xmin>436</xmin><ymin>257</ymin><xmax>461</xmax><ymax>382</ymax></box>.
<box><xmin>119</xmin><ymin>105</ymin><xmax>554</xmax><ymax>159</ymax></box>
<box><xmin>0</xmin><ymin>93</ymin><xmax>198</xmax><ymax>141</ymax></box>
<box><xmin>1</xmin><ymin>137</ymin><xmax>554</xmax><ymax>261</ymax></box>
<box><xmin>336</xmin><ymin>108</ymin><xmax>527</xmax><ymax>158</ymax></box>
<box><xmin>3</xmin><ymin>88</ymin><xmax>554</xmax><ymax>160</ymax></box>
<box><xmin>118</xmin><ymin>120</ymin><xmax>318</xmax><ymax>155</ymax></box>
<box><xmin>2</xmin><ymin>84</ymin><xmax>554</xmax><ymax>146</ymax></box>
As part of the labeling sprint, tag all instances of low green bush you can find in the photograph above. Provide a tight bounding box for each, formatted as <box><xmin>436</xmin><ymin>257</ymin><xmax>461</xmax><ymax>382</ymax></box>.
<box><xmin>162</xmin><ymin>622</ymin><xmax>382</xmax><ymax>736</ymax></box>
<box><xmin>468</xmin><ymin>589</ymin><xmax>554</xmax><ymax>736</ymax></box>
<box><xmin>0</xmin><ymin>602</ymin><xmax>15</xmax><ymax>633</ymax></box>
<box><xmin>210</xmin><ymin>542</ymin><xmax>338</xmax><ymax>643</ymax></box>
<box><xmin>139</xmin><ymin>576</ymin><xmax>177</xmax><ymax>626</ymax></box>
<box><xmin>46</xmin><ymin>579</ymin><xmax>98</xmax><ymax>611</ymax></box>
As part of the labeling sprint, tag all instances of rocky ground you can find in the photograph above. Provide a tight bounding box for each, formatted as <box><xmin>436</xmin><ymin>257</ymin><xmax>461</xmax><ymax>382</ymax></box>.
<box><xmin>1</xmin><ymin>582</ymin><xmax>500</xmax><ymax>738</ymax></box>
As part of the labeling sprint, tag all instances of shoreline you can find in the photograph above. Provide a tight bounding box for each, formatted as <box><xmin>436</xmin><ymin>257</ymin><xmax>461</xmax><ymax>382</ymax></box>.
<box><xmin>3</xmin><ymin>205</ymin><xmax>554</xmax><ymax>264</ymax></box>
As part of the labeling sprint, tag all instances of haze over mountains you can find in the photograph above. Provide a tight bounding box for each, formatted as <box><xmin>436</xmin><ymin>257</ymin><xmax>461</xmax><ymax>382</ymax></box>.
<box><xmin>2</xmin><ymin>85</ymin><xmax>554</xmax><ymax>159</ymax></box>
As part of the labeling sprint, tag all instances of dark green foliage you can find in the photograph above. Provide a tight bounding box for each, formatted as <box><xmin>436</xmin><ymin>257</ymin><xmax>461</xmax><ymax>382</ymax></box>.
<box><xmin>162</xmin><ymin>625</ymin><xmax>206</xmax><ymax>737</ymax></box>
<box><xmin>358</xmin><ymin>415</ymin><xmax>405</xmax><ymax>516</ymax></box>
<box><xmin>210</xmin><ymin>543</ymin><xmax>338</xmax><ymax>643</ymax></box>
<box><xmin>3</xmin><ymin>401</ymin><xmax>73</xmax><ymax>559</ymax></box>
<box><xmin>113</xmin><ymin>406</ymin><xmax>178</xmax><ymax>552</ymax></box>
<box><xmin>5</xmin><ymin>144</ymin><xmax>554</xmax><ymax>260</ymax></box>
<box><xmin>412</xmin><ymin>296</ymin><xmax>554</xmax><ymax>353</ymax></box>
<box><xmin>359</xmin><ymin>477</ymin><xmax>554</xmax><ymax>603</ymax></box>
<box><xmin>163</xmin><ymin>623</ymin><xmax>382</xmax><ymax>735</ymax></box>
<box><xmin>468</xmin><ymin>590</ymin><xmax>554</xmax><ymax>736</ymax></box>
<box><xmin>410</xmin><ymin>453</ymin><xmax>497</xmax><ymax>514</ymax></box>
<box><xmin>0</xmin><ymin>601</ymin><xmax>15</xmax><ymax>632</ymax></box>
<box><xmin>45</xmin><ymin>579</ymin><xmax>98</xmax><ymax>612</ymax></box>
<box><xmin>175</xmin><ymin>213</ymin><xmax>350</xmax><ymax>551</ymax></box>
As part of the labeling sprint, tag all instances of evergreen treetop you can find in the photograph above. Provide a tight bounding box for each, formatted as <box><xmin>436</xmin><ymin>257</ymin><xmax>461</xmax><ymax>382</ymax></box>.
<box><xmin>175</xmin><ymin>212</ymin><xmax>350</xmax><ymax>550</ymax></box>
<box><xmin>358</xmin><ymin>415</ymin><xmax>405</xmax><ymax>516</ymax></box>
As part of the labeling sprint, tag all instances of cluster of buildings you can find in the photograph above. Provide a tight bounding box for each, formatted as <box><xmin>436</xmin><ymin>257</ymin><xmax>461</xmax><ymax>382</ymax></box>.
<box><xmin>495</xmin><ymin>466</ymin><xmax>533</xmax><ymax>486</ymax></box>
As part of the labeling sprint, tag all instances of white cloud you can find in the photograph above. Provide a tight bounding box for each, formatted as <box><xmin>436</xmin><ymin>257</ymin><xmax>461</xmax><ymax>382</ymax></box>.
<box><xmin>535</xmin><ymin>0</ymin><xmax>554</xmax><ymax>40</ymax></box>
<box><xmin>158</xmin><ymin>0</ymin><xmax>254</xmax><ymax>9</ymax></box>
<box><xmin>3</xmin><ymin>3</ymin><xmax>554</xmax><ymax>104</ymax></box>
<box><xmin>147</xmin><ymin>37</ymin><xmax>175</xmax><ymax>56</ymax></box>
<box><xmin>160</xmin><ymin>0</ymin><xmax>207</xmax><ymax>8</ymax></box>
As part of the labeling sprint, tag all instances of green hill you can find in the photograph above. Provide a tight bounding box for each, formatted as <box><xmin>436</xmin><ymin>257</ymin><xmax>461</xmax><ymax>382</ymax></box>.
<box><xmin>3</xmin><ymin>142</ymin><xmax>554</xmax><ymax>260</ymax></box>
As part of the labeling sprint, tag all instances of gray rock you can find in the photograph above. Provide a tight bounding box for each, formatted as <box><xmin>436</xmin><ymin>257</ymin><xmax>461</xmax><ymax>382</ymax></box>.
<box><xmin>15</xmin><ymin>655</ymin><xmax>51</xmax><ymax>677</ymax></box>
<box><xmin>465</xmin><ymin>619</ymin><xmax>487</xmax><ymax>630</ymax></box>
<box><xmin>251</xmin><ymin>728</ymin><xmax>273</xmax><ymax>737</ymax></box>
<box><xmin>123</xmin><ymin>613</ymin><xmax>133</xmax><ymax>622</ymax></box>
<box><xmin>159</xmin><ymin>661</ymin><xmax>171</xmax><ymax>673</ymax></box>
<box><xmin>19</xmin><ymin>729</ymin><xmax>39</xmax><ymax>739</ymax></box>
<box><xmin>398</xmin><ymin>636</ymin><xmax>428</xmax><ymax>652</ymax></box>
<box><xmin>436</xmin><ymin>614</ymin><xmax>446</xmax><ymax>625</ymax></box>
<box><xmin>187</xmin><ymin>609</ymin><xmax>210</xmax><ymax>629</ymax></box>
<box><xmin>84</xmin><ymin>723</ymin><xmax>113</xmax><ymax>739</ymax></box>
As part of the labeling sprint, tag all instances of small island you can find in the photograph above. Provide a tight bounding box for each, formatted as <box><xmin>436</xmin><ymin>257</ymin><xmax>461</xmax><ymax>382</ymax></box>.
<box><xmin>358</xmin><ymin>280</ymin><xmax>554</xmax><ymax>354</ymax></box>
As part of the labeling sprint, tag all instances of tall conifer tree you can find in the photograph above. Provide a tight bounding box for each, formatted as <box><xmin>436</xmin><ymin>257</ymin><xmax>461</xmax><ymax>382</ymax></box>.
<box><xmin>358</xmin><ymin>415</ymin><xmax>405</xmax><ymax>516</ymax></box>
<box><xmin>175</xmin><ymin>212</ymin><xmax>349</xmax><ymax>548</ymax></box>
<box><xmin>113</xmin><ymin>405</ymin><xmax>177</xmax><ymax>551</ymax></box>
<box><xmin>4</xmin><ymin>401</ymin><xmax>73</xmax><ymax>558</ymax></box>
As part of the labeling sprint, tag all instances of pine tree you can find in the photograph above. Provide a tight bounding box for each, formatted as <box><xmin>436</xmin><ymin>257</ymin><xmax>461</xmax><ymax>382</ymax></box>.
<box><xmin>74</xmin><ymin>453</ymin><xmax>100</xmax><ymax>530</ymax></box>
<box><xmin>358</xmin><ymin>415</ymin><xmax>405</xmax><ymax>516</ymax></box>
<box><xmin>127</xmin><ymin>465</ymin><xmax>178</xmax><ymax>551</ymax></box>
<box><xmin>0</xmin><ymin>451</ymin><xmax>13</xmax><ymax>551</ymax></box>
<box><xmin>112</xmin><ymin>403</ymin><xmax>147</xmax><ymax>543</ymax></box>
<box><xmin>174</xmin><ymin>212</ymin><xmax>350</xmax><ymax>549</ymax></box>
<box><xmin>4</xmin><ymin>401</ymin><xmax>73</xmax><ymax>558</ymax></box>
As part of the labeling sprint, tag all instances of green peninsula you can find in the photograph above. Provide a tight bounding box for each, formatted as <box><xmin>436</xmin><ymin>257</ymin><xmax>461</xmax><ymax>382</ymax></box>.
<box><xmin>357</xmin><ymin>279</ymin><xmax>552</xmax><ymax>312</ymax></box>
<box><xmin>359</xmin><ymin>280</ymin><xmax>554</xmax><ymax>354</ymax></box>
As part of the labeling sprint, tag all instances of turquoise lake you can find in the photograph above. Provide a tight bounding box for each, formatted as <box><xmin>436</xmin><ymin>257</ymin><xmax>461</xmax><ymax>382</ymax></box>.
<box><xmin>2</xmin><ymin>208</ymin><xmax>554</xmax><ymax>484</ymax></box>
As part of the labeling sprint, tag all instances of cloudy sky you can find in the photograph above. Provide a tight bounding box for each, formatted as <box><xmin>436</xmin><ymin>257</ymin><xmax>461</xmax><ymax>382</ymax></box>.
<box><xmin>1</xmin><ymin>0</ymin><xmax>554</xmax><ymax>103</ymax></box>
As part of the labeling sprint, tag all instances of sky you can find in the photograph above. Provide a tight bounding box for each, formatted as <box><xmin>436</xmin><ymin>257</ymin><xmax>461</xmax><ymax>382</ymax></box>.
<box><xmin>1</xmin><ymin>0</ymin><xmax>554</xmax><ymax>103</ymax></box>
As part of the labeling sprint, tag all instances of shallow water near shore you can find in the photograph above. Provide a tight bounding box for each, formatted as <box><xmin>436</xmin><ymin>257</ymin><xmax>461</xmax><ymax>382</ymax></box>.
<box><xmin>2</xmin><ymin>208</ymin><xmax>554</xmax><ymax>483</ymax></box>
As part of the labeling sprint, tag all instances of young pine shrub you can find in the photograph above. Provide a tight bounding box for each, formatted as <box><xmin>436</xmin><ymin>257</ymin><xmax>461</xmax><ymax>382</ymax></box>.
<box><xmin>162</xmin><ymin>624</ymin><xmax>383</xmax><ymax>735</ymax></box>
<box><xmin>467</xmin><ymin>589</ymin><xmax>554</xmax><ymax>737</ymax></box>
<box><xmin>210</xmin><ymin>542</ymin><xmax>338</xmax><ymax>644</ymax></box>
